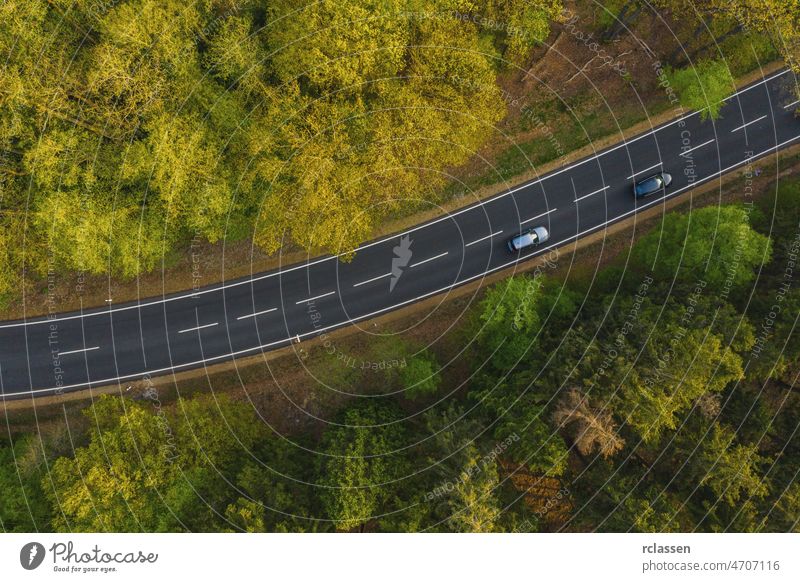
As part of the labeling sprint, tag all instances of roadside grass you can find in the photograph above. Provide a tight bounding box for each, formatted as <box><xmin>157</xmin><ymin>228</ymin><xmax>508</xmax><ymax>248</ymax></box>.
<box><xmin>471</xmin><ymin>98</ymin><xmax>669</xmax><ymax>191</ymax></box>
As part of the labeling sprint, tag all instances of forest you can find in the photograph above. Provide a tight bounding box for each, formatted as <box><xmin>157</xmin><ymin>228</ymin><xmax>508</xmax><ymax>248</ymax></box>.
<box><xmin>3</xmin><ymin>178</ymin><xmax>800</xmax><ymax>532</ymax></box>
<box><xmin>1</xmin><ymin>0</ymin><xmax>799</xmax><ymax>306</ymax></box>
<box><xmin>0</xmin><ymin>0</ymin><xmax>562</xmax><ymax>304</ymax></box>
<box><xmin>2</xmin><ymin>0</ymin><xmax>800</xmax><ymax>532</ymax></box>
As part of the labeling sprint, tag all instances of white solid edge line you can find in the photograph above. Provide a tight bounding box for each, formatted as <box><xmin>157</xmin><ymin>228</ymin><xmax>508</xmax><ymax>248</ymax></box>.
<box><xmin>521</xmin><ymin>208</ymin><xmax>558</xmax><ymax>225</ymax></box>
<box><xmin>784</xmin><ymin>100</ymin><xmax>800</xmax><ymax>110</ymax></box>
<box><xmin>352</xmin><ymin>273</ymin><xmax>393</xmax><ymax>287</ymax></box>
<box><xmin>295</xmin><ymin>291</ymin><xmax>336</xmax><ymax>304</ymax></box>
<box><xmin>679</xmin><ymin>139</ymin><xmax>716</xmax><ymax>156</ymax></box>
<box><xmin>626</xmin><ymin>163</ymin><xmax>663</xmax><ymax>180</ymax></box>
<box><xmin>410</xmin><ymin>252</ymin><xmax>449</xmax><ymax>268</ymax></box>
<box><xmin>731</xmin><ymin>115</ymin><xmax>768</xmax><ymax>133</ymax></box>
<box><xmin>10</xmin><ymin>133</ymin><xmax>799</xmax><ymax>397</ymax></box>
<box><xmin>574</xmin><ymin>186</ymin><xmax>610</xmax><ymax>203</ymax></box>
<box><xmin>58</xmin><ymin>346</ymin><xmax>100</xmax><ymax>356</ymax></box>
<box><xmin>236</xmin><ymin>308</ymin><xmax>278</xmax><ymax>321</ymax></box>
<box><xmin>177</xmin><ymin>322</ymin><xmax>219</xmax><ymax>334</ymax></box>
<box><xmin>0</xmin><ymin>68</ymin><xmax>794</xmax><ymax>332</ymax></box>
<box><xmin>465</xmin><ymin>231</ymin><xmax>504</xmax><ymax>247</ymax></box>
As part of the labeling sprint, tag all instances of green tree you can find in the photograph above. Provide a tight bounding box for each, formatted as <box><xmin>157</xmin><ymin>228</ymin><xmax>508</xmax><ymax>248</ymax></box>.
<box><xmin>318</xmin><ymin>400</ymin><xmax>409</xmax><ymax>531</ymax></box>
<box><xmin>667</xmin><ymin>59</ymin><xmax>735</xmax><ymax>120</ymax></box>
<box><xmin>44</xmin><ymin>393</ymin><xmax>271</xmax><ymax>532</ymax></box>
<box><xmin>483</xmin><ymin>0</ymin><xmax>564</xmax><ymax>63</ymax></box>
<box><xmin>475</xmin><ymin>275</ymin><xmax>545</xmax><ymax>371</ymax></box>
<box><xmin>0</xmin><ymin>438</ymin><xmax>51</xmax><ymax>531</ymax></box>
<box><xmin>588</xmin><ymin>298</ymin><xmax>746</xmax><ymax>443</ymax></box>
<box><xmin>445</xmin><ymin>448</ymin><xmax>504</xmax><ymax>532</ymax></box>
<box><xmin>400</xmin><ymin>350</ymin><xmax>442</xmax><ymax>400</ymax></box>
<box><xmin>691</xmin><ymin>424</ymin><xmax>770</xmax><ymax>507</ymax></box>
<box><xmin>632</xmin><ymin>205</ymin><xmax>771</xmax><ymax>289</ymax></box>
<box><xmin>419</xmin><ymin>404</ymin><xmax>509</xmax><ymax>532</ymax></box>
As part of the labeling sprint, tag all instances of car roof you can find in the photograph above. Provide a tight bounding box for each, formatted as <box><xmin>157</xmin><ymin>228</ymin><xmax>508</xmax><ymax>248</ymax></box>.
<box><xmin>636</xmin><ymin>175</ymin><xmax>662</xmax><ymax>193</ymax></box>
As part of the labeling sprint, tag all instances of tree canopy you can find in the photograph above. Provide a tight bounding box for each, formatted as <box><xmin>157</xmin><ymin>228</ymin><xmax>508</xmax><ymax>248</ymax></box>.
<box><xmin>0</xmin><ymin>0</ymin><xmax>568</xmax><ymax>304</ymax></box>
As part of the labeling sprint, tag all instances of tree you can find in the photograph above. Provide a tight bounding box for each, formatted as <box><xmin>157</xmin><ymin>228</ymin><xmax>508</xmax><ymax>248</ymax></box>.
<box><xmin>318</xmin><ymin>400</ymin><xmax>408</xmax><ymax>531</ymax></box>
<box><xmin>615</xmin><ymin>314</ymin><xmax>744</xmax><ymax>443</ymax></box>
<box><xmin>43</xmin><ymin>393</ymin><xmax>271</xmax><ymax>532</ymax></box>
<box><xmin>0</xmin><ymin>438</ymin><xmax>51</xmax><ymax>531</ymax></box>
<box><xmin>553</xmin><ymin>389</ymin><xmax>624</xmax><ymax>459</ymax></box>
<box><xmin>692</xmin><ymin>424</ymin><xmax>770</xmax><ymax>507</ymax></box>
<box><xmin>762</xmin><ymin>483</ymin><xmax>800</xmax><ymax>532</ymax></box>
<box><xmin>667</xmin><ymin>59</ymin><xmax>735</xmax><ymax>120</ymax></box>
<box><xmin>400</xmin><ymin>350</ymin><xmax>442</xmax><ymax>400</ymax></box>
<box><xmin>632</xmin><ymin>205</ymin><xmax>772</xmax><ymax>290</ymax></box>
<box><xmin>0</xmin><ymin>0</ymin><xmax>514</xmax><ymax>304</ymax></box>
<box><xmin>45</xmin><ymin>397</ymin><xmax>180</xmax><ymax>532</ymax></box>
<box><xmin>483</xmin><ymin>0</ymin><xmax>564</xmax><ymax>63</ymax></box>
<box><xmin>475</xmin><ymin>275</ymin><xmax>545</xmax><ymax>371</ymax></box>
<box><xmin>267</xmin><ymin>0</ymin><xmax>410</xmax><ymax>93</ymax></box>
<box><xmin>655</xmin><ymin>1</ymin><xmax>800</xmax><ymax>82</ymax></box>
<box><xmin>445</xmin><ymin>448</ymin><xmax>504</xmax><ymax>532</ymax></box>
<box><xmin>420</xmin><ymin>404</ymin><xmax>507</xmax><ymax>532</ymax></box>
<box><xmin>0</xmin><ymin>229</ymin><xmax>16</xmax><ymax>306</ymax></box>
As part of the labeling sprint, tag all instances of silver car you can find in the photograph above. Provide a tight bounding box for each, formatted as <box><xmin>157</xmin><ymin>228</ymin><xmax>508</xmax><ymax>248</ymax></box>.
<box><xmin>507</xmin><ymin>226</ymin><xmax>550</xmax><ymax>252</ymax></box>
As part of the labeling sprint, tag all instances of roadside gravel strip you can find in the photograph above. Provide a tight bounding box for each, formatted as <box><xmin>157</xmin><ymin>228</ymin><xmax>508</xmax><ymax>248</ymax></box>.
<box><xmin>1</xmin><ymin>68</ymin><xmax>798</xmax><ymax>398</ymax></box>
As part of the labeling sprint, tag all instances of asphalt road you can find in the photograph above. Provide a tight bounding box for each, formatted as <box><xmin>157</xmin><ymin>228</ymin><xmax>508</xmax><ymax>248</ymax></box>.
<box><xmin>2</xmin><ymin>68</ymin><xmax>800</xmax><ymax>398</ymax></box>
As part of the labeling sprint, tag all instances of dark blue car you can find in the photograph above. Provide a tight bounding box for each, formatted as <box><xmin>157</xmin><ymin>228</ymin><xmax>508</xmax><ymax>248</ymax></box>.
<box><xmin>634</xmin><ymin>172</ymin><xmax>672</xmax><ymax>198</ymax></box>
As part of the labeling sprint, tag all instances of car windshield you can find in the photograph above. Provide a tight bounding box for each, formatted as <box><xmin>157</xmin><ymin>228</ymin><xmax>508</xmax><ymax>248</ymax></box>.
<box><xmin>638</xmin><ymin>176</ymin><xmax>661</xmax><ymax>193</ymax></box>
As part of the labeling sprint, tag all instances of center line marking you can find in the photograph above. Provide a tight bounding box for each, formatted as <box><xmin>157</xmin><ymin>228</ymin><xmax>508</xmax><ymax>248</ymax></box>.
<box><xmin>236</xmin><ymin>308</ymin><xmax>278</xmax><ymax>320</ymax></box>
<box><xmin>178</xmin><ymin>322</ymin><xmax>219</xmax><ymax>334</ymax></box>
<box><xmin>574</xmin><ymin>185</ymin><xmax>610</xmax><ymax>203</ymax></box>
<box><xmin>59</xmin><ymin>346</ymin><xmax>100</xmax><ymax>356</ymax></box>
<box><xmin>521</xmin><ymin>208</ymin><xmax>558</xmax><ymax>224</ymax></box>
<box><xmin>731</xmin><ymin>115</ymin><xmax>768</xmax><ymax>132</ymax></box>
<box><xmin>626</xmin><ymin>163</ymin><xmax>662</xmax><ymax>180</ymax></box>
<box><xmin>353</xmin><ymin>272</ymin><xmax>392</xmax><ymax>287</ymax></box>
<box><xmin>784</xmin><ymin>100</ymin><xmax>800</xmax><ymax>109</ymax></box>
<box><xmin>410</xmin><ymin>252</ymin><xmax>448</xmax><ymax>268</ymax></box>
<box><xmin>295</xmin><ymin>291</ymin><xmax>336</xmax><ymax>304</ymax></box>
<box><xmin>465</xmin><ymin>230</ymin><xmax>503</xmax><ymax>247</ymax></box>
<box><xmin>679</xmin><ymin>138</ymin><xmax>716</xmax><ymax>156</ymax></box>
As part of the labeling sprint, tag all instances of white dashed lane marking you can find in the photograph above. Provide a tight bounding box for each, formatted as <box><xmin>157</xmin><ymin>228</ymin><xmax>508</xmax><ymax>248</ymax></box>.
<box><xmin>731</xmin><ymin>115</ymin><xmax>768</xmax><ymax>132</ymax></box>
<box><xmin>574</xmin><ymin>186</ymin><xmax>610</xmax><ymax>203</ymax></box>
<box><xmin>353</xmin><ymin>273</ymin><xmax>392</xmax><ymax>288</ymax></box>
<box><xmin>679</xmin><ymin>139</ymin><xmax>716</xmax><ymax>157</ymax></box>
<box><xmin>409</xmin><ymin>252</ymin><xmax>448</xmax><ymax>268</ymax></box>
<box><xmin>295</xmin><ymin>291</ymin><xmax>336</xmax><ymax>304</ymax></box>
<box><xmin>626</xmin><ymin>163</ymin><xmax>662</xmax><ymax>180</ymax></box>
<box><xmin>178</xmin><ymin>323</ymin><xmax>219</xmax><ymax>334</ymax></box>
<box><xmin>521</xmin><ymin>208</ymin><xmax>558</xmax><ymax>225</ymax></box>
<box><xmin>465</xmin><ymin>231</ymin><xmax>503</xmax><ymax>247</ymax></box>
<box><xmin>236</xmin><ymin>308</ymin><xmax>278</xmax><ymax>321</ymax></box>
<box><xmin>59</xmin><ymin>346</ymin><xmax>100</xmax><ymax>356</ymax></box>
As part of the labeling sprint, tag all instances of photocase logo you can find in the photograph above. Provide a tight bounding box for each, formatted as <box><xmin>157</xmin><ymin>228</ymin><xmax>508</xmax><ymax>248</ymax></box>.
<box><xmin>390</xmin><ymin>235</ymin><xmax>413</xmax><ymax>292</ymax></box>
<box><xmin>20</xmin><ymin>542</ymin><xmax>46</xmax><ymax>570</ymax></box>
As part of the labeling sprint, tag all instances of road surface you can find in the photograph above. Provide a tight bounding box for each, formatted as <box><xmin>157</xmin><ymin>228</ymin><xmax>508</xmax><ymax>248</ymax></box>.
<box><xmin>2</xmin><ymin>68</ymin><xmax>799</xmax><ymax>397</ymax></box>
